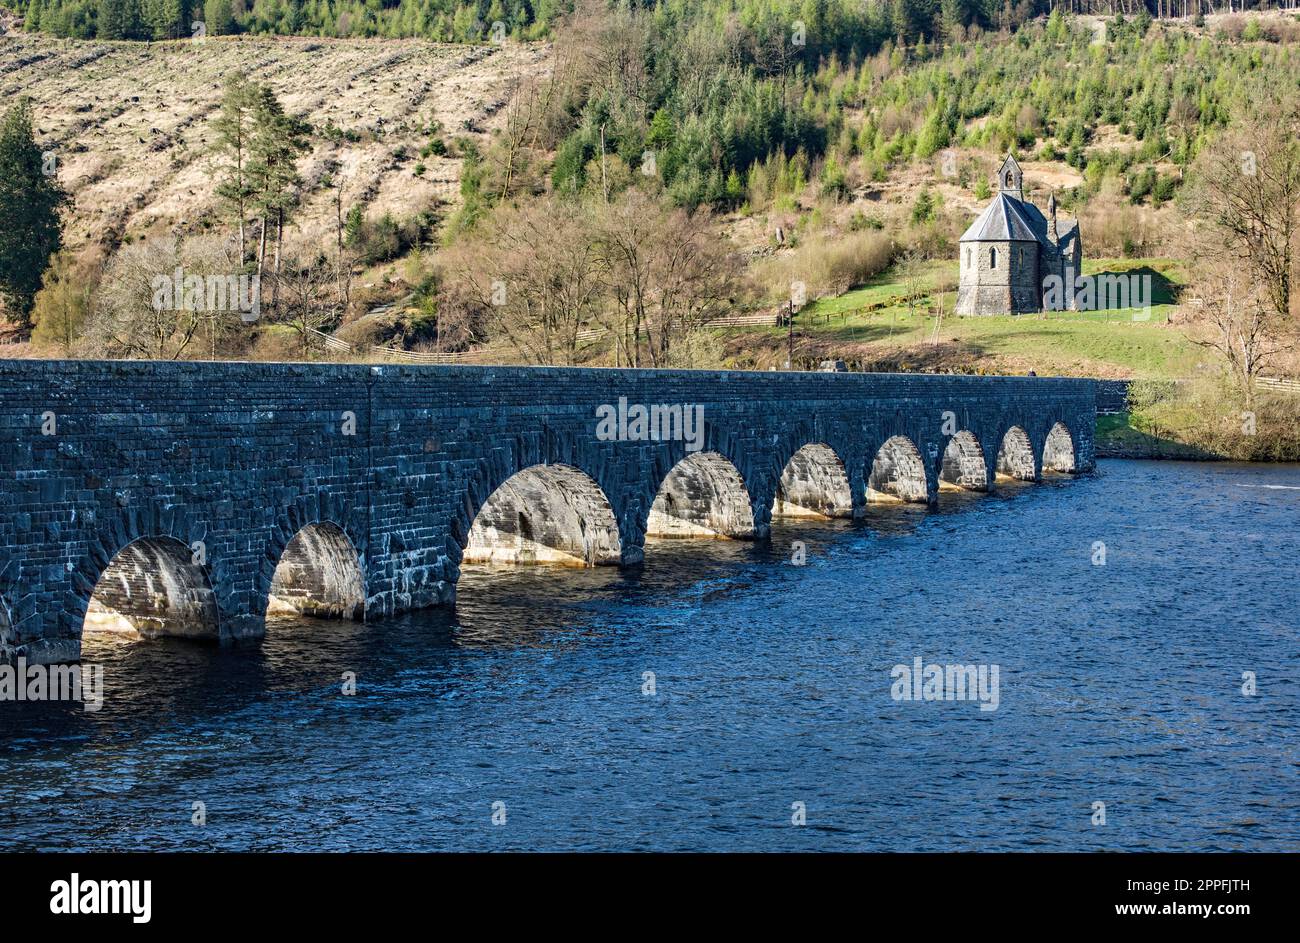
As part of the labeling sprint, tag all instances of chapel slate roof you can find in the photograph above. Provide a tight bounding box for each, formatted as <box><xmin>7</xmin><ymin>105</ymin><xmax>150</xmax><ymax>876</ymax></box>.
<box><xmin>959</xmin><ymin>191</ymin><xmax>1052</xmax><ymax>244</ymax></box>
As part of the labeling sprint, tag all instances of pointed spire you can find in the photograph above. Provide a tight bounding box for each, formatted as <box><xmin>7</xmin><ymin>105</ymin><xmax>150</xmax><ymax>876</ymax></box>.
<box><xmin>1047</xmin><ymin>190</ymin><xmax>1059</xmax><ymax>242</ymax></box>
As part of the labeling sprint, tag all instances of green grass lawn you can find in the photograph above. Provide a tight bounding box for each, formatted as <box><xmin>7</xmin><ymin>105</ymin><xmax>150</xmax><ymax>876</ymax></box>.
<box><xmin>771</xmin><ymin>257</ymin><xmax>1199</xmax><ymax>378</ymax></box>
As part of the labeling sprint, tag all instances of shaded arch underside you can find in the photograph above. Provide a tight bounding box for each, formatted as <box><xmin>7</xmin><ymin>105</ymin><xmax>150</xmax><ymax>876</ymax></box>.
<box><xmin>773</xmin><ymin>443</ymin><xmax>853</xmax><ymax>519</ymax></box>
<box><xmin>269</xmin><ymin>521</ymin><xmax>366</xmax><ymax>619</ymax></box>
<box><xmin>868</xmin><ymin>436</ymin><xmax>929</xmax><ymax>503</ymax></box>
<box><xmin>647</xmin><ymin>451</ymin><xmax>756</xmax><ymax>539</ymax></box>
<box><xmin>85</xmin><ymin>536</ymin><xmax>219</xmax><ymax>640</ymax></box>
<box><xmin>997</xmin><ymin>426</ymin><xmax>1037</xmax><ymax>481</ymax></box>
<box><xmin>465</xmin><ymin>464</ymin><xmax>621</xmax><ymax>566</ymax></box>
<box><xmin>1043</xmin><ymin>422</ymin><xmax>1077</xmax><ymax>474</ymax></box>
<box><xmin>940</xmin><ymin>430</ymin><xmax>989</xmax><ymax>492</ymax></box>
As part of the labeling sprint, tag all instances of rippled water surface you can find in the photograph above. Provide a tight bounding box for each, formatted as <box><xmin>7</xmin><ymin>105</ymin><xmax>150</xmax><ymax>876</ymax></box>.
<box><xmin>2</xmin><ymin>460</ymin><xmax>1297</xmax><ymax>851</ymax></box>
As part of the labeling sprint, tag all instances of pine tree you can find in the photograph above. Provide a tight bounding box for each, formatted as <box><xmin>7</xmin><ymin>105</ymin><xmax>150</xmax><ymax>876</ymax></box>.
<box><xmin>246</xmin><ymin>84</ymin><xmax>309</xmax><ymax>308</ymax></box>
<box><xmin>96</xmin><ymin>0</ymin><xmax>143</xmax><ymax>39</ymax></box>
<box><xmin>0</xmin><ymin>101</ymin><xmax>69</xmax><ymax>329</ymax></box>
<box><xmin>204</xmin><ymin>0</ymin><xmax>236</xmax><ymax>35</ymax></box>
<box><xmin>212</xmin><ymin>74</ymin><xmax>259</xmax><ymax>262</ymax></box>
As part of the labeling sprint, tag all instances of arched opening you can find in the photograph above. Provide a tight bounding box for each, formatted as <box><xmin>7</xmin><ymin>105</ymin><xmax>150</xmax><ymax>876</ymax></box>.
<box><xmin>939</xmin><ymin>430</ymin><xmax>989</xmax><ymax>492</ymax></box>
<box><xmin>990</xmin><ymin>246</ymin><xmax>998</xmax><ymax>269</ymax></box>
<box><xmin>647</xmin><ymin>451</ymin><xmax>756</xmax><ymax>539</ymax></box>
<box><xmin>84</xmin><ymin>536</ymin><xmax>219</xmax><ymax>641</ymax></box>
<box><xmin>772</xmin><ymin>443</ymin><xmax>853</xmax><ymax>519</ymax></box>
<box><xmin>868</xmin><ymin>436</ymin><xmax>929</xmax><ymax>503</ymax></box>
<box><xmin>269</xmin><ymin>522</ymin><xmax>366</xmax><ymax>619</ymax></box>
<box><xmin>464</xmin><ymin>464</ymin><xmax>621</xmax><ymax>566</ymax></box>
<box><xmin>996</xmin><ymin>426</ymin><xmax>1037</xmax><ymax>481</ymax></box>
<box><xmin>1043</xmin><ymin>422</ymin><xmax>1077</xmax><ymax>474</ymax></box>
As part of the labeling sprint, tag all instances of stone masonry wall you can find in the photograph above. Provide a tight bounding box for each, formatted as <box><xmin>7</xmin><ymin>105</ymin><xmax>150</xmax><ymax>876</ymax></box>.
<box><xmin>957</xmin><ymin>240</ymin><xmax>1042</xmax><ymax>315</ymax></box>
<box><xmin>0</xmin><ymin>359</ymin><xmax>1096</xmax><ymax>663</ymax></box>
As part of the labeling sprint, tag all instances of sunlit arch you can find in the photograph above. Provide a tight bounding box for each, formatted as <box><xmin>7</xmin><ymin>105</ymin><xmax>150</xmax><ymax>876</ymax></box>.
<box><xmin>1042</xmin><ymin>422</ymin><xmax>1077</xmax><ymax>474</ymax></box>
<box><xmin>83</xmin><ymin>536</ymin><xmax>220</xmax><ymax>642</ymax></box>
<box><xmin>772</xmin><ymin>443</ymin><xmax>854</xmax><ymax>518</ymax></box>
<box><xmin>939</xmin><ymin>430</ymin><xmax>989</xmax><ymax>492</ymax></box>
<box><xmin>996</xmin><ymin>426</ymin><xmax>1037</xmax><ymax>482</ymax></box>
<box><xmin>647</xmin><ymin>451</ymin><xmax>756</xmax><ymax>539</ymax></box>
<box><xmin>867</xmin><ymin>435</ymin><xmax>929</xmax><ymax>504</ymax></box>
<box><xmin>268</xmin><ymin>521</ymin><xmax>366</xmax><ymax>619</ymax></box>
<box><xmin>464</xmin><ymin>464</ymin><xmax>622</xmax><ymax>566</ymax></box>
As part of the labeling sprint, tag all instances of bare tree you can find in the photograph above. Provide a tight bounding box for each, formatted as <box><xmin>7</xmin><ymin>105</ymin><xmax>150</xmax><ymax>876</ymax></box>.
<box><xmin>1182</xmin><ymin>85</ymin><xmax>1300</xmax><ymax>322</ymax></box>
<box><xmin>446</xmin><ymin>195</ymin><xmax>603</xmax><ymax>365</ymax></box>
<box><xmin>897</xmin><ymin>248</ymin><xmax>928</xmax><ymax>336</ymax></box>
<box><xmin>597</xmin><ymin>188</ymin><xmax>737</xmax><ymax>367</ymax></box>
<box><xmin>1188</xmin><ymin>246</ymin><xmax>1295</xmax><ymax>409</ymax></box>
<box><xmin>498</xmin><ymin>80</ymin><xmax>540</xmax><ymax>201</ymax></box>
<box><xmin>82</xmin><ymin>236</ymin><xmax>242</xmax><ymax>360</ymax></box>
<box><xmin>278</xmin><ymin>254</ymin><xmax>343</xmax><ymax>360</ymax></box>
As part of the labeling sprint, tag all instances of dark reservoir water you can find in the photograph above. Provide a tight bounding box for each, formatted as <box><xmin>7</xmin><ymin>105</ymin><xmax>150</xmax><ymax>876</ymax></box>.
<box><xmin>2</xmin><ymin>460</ymin><xmax>1297</xmax><ymax>851</ymax></box>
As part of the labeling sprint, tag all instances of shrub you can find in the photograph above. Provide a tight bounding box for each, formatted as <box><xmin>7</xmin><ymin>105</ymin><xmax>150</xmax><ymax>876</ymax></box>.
<box><xmin>755</xmin><ymin>230</ymin><xmax>896</xmax><ymax>302</ymax></box>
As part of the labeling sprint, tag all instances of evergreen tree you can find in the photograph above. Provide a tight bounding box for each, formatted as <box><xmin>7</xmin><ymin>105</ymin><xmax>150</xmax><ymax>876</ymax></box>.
<box><xmin>0</xmin><ymin>102</ymin><xmax>69</xmax><ymax>329</ymax></box>
<box><xmin>246</xmin><ymin>84</ymin><xmax>310</xmax><ymax>305</ymax></box>
<box><xmin>96</xmin><ymin>0</ymin><xmax>144</xmax><ymax>39</ymax></box>
<box><xmin>212</xmin><ymin>74</ymin><xmax>259</xmax><ymax>262</ymax></box>
<box><xmin>204</xmin><ymin>0</ymin><xmax>237</xmax><ymax>35</ymax></box>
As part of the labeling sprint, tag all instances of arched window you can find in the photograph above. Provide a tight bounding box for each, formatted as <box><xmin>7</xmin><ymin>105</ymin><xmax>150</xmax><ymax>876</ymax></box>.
<box><xmin>965</xmin><ymin>247</ymin><xmax>971</xmax><ymax>267</ymax></box>
<box><xmin>990</xmin><ymin>247</ymin><xmax>998</xmax><ymax>269</ymax></box>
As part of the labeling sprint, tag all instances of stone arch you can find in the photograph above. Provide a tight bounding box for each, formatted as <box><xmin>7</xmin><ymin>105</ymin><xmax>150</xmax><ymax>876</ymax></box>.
<box><xmin>463</xmin><ymin>463</ymin><xmax>622</xmax><ymax>567</ymax></box>
<box><xmin>868</xmin><ymin>435</ymin><xmax>930</xmax><ymax>503</ymax></box>
<box><xmin>268</xmin><ymin>521</ymin><xmax>366</xmax><ymax>619</ymax></box>
<box><xmin>996</xmin><ymin>426</ymin><xmax>1037</xmax><ymax>481</ymax></box>
<box><xmin>990</xmin><ymin>246</ymin><xmax>998</xmax><ymax>269</ymax></box>
<box><xmin>83</xmin><ymin>536</ymin><xmax>220</xmax><ymax>642</ymax></box>
<box><xmin>772</xmin><ymin>443</ymin><xmax>853</xmax><ymax>518</ymax></box>
<box><xmin>1042</xmin><ymin>421</ymin><xmax>1077</xmax><ymax>474</ymax></box>
<box><xmin>939</xmin><ymin>430</ymin><xmax>990</xmax><ymax>492</ymax></box>
<box><xmin>647</xmin><ymin>451</ymin><xmax>757</xmax><ymax>539</ymax></box>
<box><xmin>257</xmin><ymin>494</ymin><xmax>367</xmax><ymax>629</ymax></box>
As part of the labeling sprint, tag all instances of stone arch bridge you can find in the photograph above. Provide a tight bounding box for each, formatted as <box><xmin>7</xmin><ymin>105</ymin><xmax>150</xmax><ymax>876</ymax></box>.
<box><xmin>0</xmin><ymin>360</ymin><xmax>1095</xmax><ymax>664</ymax></box>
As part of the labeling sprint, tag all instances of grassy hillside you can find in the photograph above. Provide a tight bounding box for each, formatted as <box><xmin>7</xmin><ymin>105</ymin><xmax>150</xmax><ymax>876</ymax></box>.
<box><xmin>0</xmin><ymin>31</ymin><xmax>547</xmax><ymax>258</ymax></box>
<box><xmin>3</xmin><ymin>9</ymin><xmax>1298</xmax><ymax>391</ymax></box>
<box><xmin>706</xmin><ymin>257</ymin><xmax>1202</xmax><ymax>378</ymax></box>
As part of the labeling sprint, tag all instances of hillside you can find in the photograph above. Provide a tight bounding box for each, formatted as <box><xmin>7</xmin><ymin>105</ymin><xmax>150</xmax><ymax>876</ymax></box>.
<box><xmin>0</xmin><ymin>31</ymin><xmax>549</xmax><ymax>258</ymax></box>
<box><xmin>3</xmin><ymin>10</ymin><xmax>1299</xmax><ymax>391</ymax></box>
